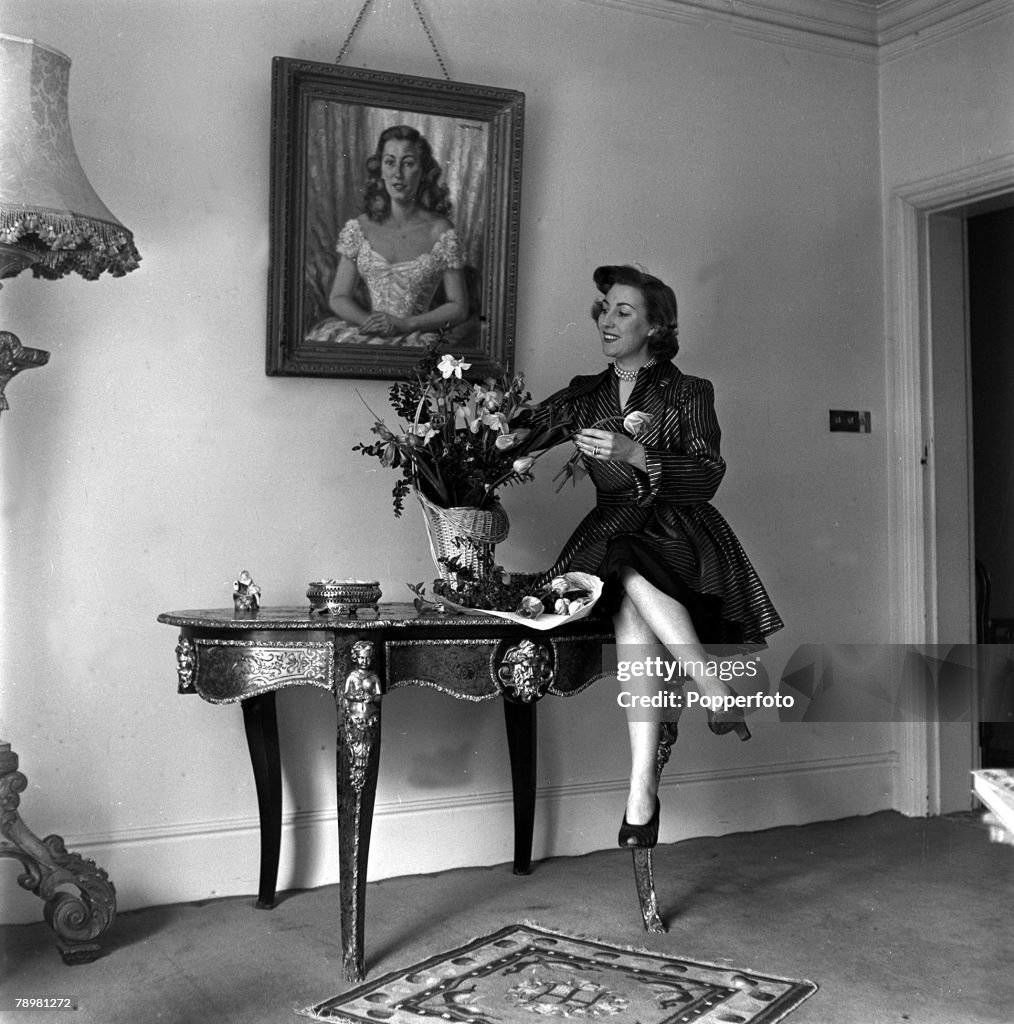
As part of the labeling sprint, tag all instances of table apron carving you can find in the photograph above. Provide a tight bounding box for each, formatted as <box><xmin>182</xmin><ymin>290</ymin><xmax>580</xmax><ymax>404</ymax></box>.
<box><xmin>495</xmin><ymin>638</ymin><xmax>555</xmax><ymax>703</ymax></box>
<box><xmin>385</xmin><ymin>636</ymin><xmax>542</xmax><ymax>700</ymax></box>
<box><xmin>178</xmin><ymin>637</ymin><xmax>335</xmax><ymax>702</ymax></box>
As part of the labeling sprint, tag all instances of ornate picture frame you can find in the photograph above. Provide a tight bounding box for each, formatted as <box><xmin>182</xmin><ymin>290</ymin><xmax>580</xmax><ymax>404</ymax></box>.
<box><xmin>266</xmin><ymin>59</ymin><xmax>525</xmax><ymax>380</ymax></box>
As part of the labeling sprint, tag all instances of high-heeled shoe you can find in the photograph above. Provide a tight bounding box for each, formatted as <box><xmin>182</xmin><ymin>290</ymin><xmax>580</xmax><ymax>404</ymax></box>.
<box><xmin>701</xmin><ymin>660</ymin><xmax>756</xmax><ymax>741</ymax></box>
<box><xmin>707</xmin><ymin>711</ymin><xmax>751</xmax><ymax>742</ymax></box>
<box><xmin>618</xmin><ymin>797</ymin><xmax>660</xmax><ymax>849</ymax></box>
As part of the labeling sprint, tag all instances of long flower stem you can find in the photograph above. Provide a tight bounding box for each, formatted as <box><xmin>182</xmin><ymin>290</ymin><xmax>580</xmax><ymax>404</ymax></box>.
<box><xmin>552</xmin><ymin>415</ymin><xmax>629</xmax><ymax>491</ymax></box>
<box><xmin>412</xmin><ymin>459</ymin><xmax>451</xmax><ymax>507</ymax></box>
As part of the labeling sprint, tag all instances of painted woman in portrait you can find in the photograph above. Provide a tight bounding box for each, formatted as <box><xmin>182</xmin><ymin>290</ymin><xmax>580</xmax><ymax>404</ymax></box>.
<box><xmin>305</xmin><ymin>125</ymin><xmax>469</xmax><ymax>347</ymax></box>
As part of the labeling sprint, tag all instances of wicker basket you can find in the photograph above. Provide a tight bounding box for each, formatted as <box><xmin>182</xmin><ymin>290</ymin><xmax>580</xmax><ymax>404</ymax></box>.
<box><xmin>418</xmin><ymin>492</ymin><xmax>510</xmax><ymax>586</ymax></box>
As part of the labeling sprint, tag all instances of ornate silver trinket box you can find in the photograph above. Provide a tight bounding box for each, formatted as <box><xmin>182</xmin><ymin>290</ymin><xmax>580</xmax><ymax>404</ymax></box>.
<box><xmin>307</xmin><ymin>579</ymin><xmax>382</xmax><ymax>617</ymax></box>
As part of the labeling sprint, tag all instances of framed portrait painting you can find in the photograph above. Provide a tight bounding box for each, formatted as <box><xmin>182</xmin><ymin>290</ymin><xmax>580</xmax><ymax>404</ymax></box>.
<box><xmin>266</xmin><ymin>59</ymin><xmax>525</xmax><ymax>380</ymax></box>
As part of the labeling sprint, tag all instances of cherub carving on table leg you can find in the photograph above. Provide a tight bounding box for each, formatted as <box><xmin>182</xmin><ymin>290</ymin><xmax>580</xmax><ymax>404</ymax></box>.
<box><xmin>338</xmin><ymin>640</ymin><xmax>384</xmax><ymax>981</ymax></box>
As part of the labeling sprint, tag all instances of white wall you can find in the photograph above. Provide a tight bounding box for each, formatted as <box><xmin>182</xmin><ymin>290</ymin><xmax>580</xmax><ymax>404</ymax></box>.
<box><xmin>0</xmin><ymin>0</ymin><xmax>931</xmax><ymax>924</ymax></box>
<box><xmin>880</xmin><ymin>11</ymin><xmax>1014</xmax><ymax>196</ymax></box>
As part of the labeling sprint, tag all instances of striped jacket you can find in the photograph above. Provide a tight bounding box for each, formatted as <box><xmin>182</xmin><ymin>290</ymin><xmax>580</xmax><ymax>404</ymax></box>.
<box><xmin>537</xmin><ymin>359</ymin><xmax>783</xmax><ymax>644</ymax></box>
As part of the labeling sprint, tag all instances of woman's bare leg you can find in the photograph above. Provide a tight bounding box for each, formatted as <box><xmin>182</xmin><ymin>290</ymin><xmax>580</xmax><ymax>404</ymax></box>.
<box><xmin>620</xmin><ymin>568</ymin><xmax>746</xmax><ymax>703</ymax></box>
<box><xmin>613</xmin><ymin>592</ymin><xmax>671</xmax><ymax>826</ymax></box>
<box><xmin>611</xmin><ymin>567</ymin><xmax>751</xmax><ymax>839</ymax></box>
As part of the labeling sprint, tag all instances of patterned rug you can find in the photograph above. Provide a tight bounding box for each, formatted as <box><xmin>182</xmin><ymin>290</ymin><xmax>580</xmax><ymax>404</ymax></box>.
<box><xmin>300</xmin><ymin>923</ymin><xmax>817</xmax><ymax>1024</ymax></box>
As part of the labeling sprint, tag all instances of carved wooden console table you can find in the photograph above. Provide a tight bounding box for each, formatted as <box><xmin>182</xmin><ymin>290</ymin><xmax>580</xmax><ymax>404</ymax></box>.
<box><xmin>158</xmin><ymin>603</ymin><xmax>673</xmax><ymax>982</ymax></box>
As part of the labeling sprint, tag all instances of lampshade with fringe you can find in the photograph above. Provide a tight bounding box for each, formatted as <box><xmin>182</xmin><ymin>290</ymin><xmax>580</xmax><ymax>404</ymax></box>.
<box><xmin>0</xmin><ymin>33</ymin><xmax>141</xmax><ymax>284</ymax></box>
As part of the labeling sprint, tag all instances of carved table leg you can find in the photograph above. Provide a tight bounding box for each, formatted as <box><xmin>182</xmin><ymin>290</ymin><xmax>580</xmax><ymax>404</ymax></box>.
<box><xmin>494</xmin><ymin>637</ymin><xmax>555</xmax><ymax>876</ymax></box>
<box><xmin>241</xmin><ymin>693</ymin><xmax>282</xmax><ymax>909</ymax></box>
<box><xmin>503</xmin><ymin>699</ymin><xmax>537</xmax><ymax>875</ymax></box>
<box><xmin>632</xmin><ymin>847</ymin><xmax>665</xmax><ymax>933</ymax></box>
<box><xmin>0</xmin><ymin>741</ymin><xmax>116</xmax><ymax>963</ymax></box>
<box><xmin>337</xmin><ymin>641</ymin><xmax>383</xmax><ymax>983</ymax></box>
<box><xmin>631</xmin><ymin>721</ymin><xmax>679</xmax><ymax>933</ymax></box>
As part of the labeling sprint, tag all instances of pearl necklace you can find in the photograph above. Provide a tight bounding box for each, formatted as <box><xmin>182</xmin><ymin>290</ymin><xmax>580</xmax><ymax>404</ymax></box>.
<box><xmin>613</xmin><ymin>358</ymin><xmax>655</xmax><ymax>382</ymax></box>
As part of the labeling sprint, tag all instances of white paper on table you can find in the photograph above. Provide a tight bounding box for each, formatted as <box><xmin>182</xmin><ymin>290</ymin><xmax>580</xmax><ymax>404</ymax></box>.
<box><xmin>441</xmin><ymin>572</ymin><xmax>604</xmax><ymax>632</ymax></box>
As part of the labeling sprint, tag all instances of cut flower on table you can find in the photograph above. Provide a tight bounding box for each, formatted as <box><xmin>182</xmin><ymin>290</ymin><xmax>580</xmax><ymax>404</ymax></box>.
<box><xmin>410</xmin><ymin>570</ymin><xmax>604</xmax><ymax>632</ymax></box>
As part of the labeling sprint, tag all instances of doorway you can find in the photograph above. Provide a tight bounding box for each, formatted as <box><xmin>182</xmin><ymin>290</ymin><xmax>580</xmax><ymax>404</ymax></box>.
<box><xmin>887</xmin><ymin>157</ymin><xmax>1014</xmax><ymax>816</ymax></box>
<box><xmin>968</xmin><ymin>204</ymin><xmax>1014</xmax><ymax>769</ymax></box>
<box><xmin>927</xmin><ymin>193</ymin><xmax>1014</xmax><ymax>805</ymax></box>
<box><xmin>934</xmin><ymin>193</ymin><xmax>1014</xmax><ymax>798</ymax></box>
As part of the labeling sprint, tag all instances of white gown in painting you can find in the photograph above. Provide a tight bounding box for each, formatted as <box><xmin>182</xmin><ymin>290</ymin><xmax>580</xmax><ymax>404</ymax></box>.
<box><xmin>305</xmin><ymin>219</ymin><xmax>465</xmax><ymax>347</ymax></box>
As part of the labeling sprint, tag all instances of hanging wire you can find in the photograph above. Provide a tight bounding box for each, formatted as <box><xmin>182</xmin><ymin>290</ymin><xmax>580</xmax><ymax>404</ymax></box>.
<box><xmin>335</xmin><ymin>0</ymin><xmax>375</xmax><ymax>64</ymax></box>
<box><xmin>335</xmin><ymin>0</ymin><xmax>451</xmax><ymax>80</ymax></box>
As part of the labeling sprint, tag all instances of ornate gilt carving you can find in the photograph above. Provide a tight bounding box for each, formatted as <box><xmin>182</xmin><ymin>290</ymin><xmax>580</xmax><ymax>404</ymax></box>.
<box><xmin>632</xmin><ymin>721</ymin><xmax>680</xmax><ymax>935</ymax></box>
<box><xmin>194</xmin><ymin>640</ymin><xmax>333</xmax><ymax>702</ymax></box>
<box><xmin>655</xmin><ymin>721</ymin><xmax>680</xmax><ymax>778</ymax></box>
<box><xmin>632</xmin><ymin>848</ymin><xmax>666</xmax><ymax>934</ymax></box>
<box><xmin>342</xmin><ymin>641</ymin><xmax>383</xmax><ymax>794</ymax></box>
<box><xmin>337</xmin><ymin>641</ymin><xmax>384</xmax><ymax>982</ymax></box>
<box><xmin>175</xmin><ymin>635</ymin><xmax>196</xmax><ymax>693</ymax></box>
<box><xmin>385</xmin><ymin>637</ymin><xmax>497</xmax><ymax>700</ymax></box>
<box><xmin>0</xmin><ymin>331</ymin><xmax>50</xmax><ymax>417</ymax></box>
<box><xmin>493</xmin><ymin>638</ymin><xmax>555</xmax><ymax>703</ymax></box>
<box><xmin>0</xmin><ymin>753</ymin><xmax>116</xmax><ymax>963</ymax></box>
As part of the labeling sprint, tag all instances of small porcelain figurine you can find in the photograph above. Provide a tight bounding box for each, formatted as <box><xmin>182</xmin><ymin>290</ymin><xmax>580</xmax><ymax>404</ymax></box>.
<box><xmin>232</xmin><ymin>570</ymin><xmax>261</xmax><ymax>613</ymax></box>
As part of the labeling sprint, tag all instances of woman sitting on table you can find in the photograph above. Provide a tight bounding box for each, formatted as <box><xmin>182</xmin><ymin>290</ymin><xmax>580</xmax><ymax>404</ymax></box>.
<box><xmin>535</xmin><ymin>264</ymin><xmax>783</xmax><ymax>849</ymax></box>
<box><xmin>305</xmin><ymin>124</ymin><xmax>469</xmax><ymax>347</ymax></box>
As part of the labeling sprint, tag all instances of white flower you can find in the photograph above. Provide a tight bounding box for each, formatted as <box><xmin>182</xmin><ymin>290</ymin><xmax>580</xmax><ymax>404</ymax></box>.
<box><xmin>554</xmin><ymin>598</ymin><xmax>572</xmax><ymax>615</ymax></box>
<box><xmin>454</xmin><ymin>404</ymin><xmax>478</xmax><ymax>432</ymax></box>
<box><xmin>623</xmin><ymin>410</ymin><xmax>655</xmax><ymax>437</ymax></box>
<box><xmin>406</xmin><ymin>422</ymin><xmax>437</xmax><ymax>444</ymax></box>
<box><xmin>473</xmin><ymin>383</ymin><xmax>504</xmax><ymax>412</ymax></box>
<box><xmin>512</xmin><ymin>456</ymin><xmax>535</xmax><ymax>474</ymax></box>
<box><xmin>438</xmin><ymin>353</ymin><xmax>471</xmax><ymax>379</ymax></box>
<box><xmin>517</xmin><ymin>595</ymin><xmax>544</xmax><ymax>619</ymax></box>
<box><xmin>495</xmin><ymin>433</ymin><xmax>519</xmax><ymax>450</ymax></box>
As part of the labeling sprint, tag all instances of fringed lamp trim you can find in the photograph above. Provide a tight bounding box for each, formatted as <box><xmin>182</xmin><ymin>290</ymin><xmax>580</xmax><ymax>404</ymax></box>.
<box><xmin>0</xmin><ymin>206</ymin><xmax>141</xmax><ymax>281</ymax></box>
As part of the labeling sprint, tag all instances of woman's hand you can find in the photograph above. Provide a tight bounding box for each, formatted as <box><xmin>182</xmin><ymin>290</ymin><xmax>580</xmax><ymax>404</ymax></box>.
<box><xmin>361</xmin><ymin>311</ymin><xmax>412</xmax><ymax>337</ymax></box>
<box><xmin>574</xmin><ymin>428</ymin><xmax>644</xmax><ymax>467</ymax></box>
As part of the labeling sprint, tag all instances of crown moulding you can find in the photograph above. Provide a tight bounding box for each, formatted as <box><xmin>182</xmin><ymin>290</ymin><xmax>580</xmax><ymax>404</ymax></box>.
<box><xmin>574</xmin><ymin>0</ymin><xmax>1012</xmax><ymax>58</ymax></box>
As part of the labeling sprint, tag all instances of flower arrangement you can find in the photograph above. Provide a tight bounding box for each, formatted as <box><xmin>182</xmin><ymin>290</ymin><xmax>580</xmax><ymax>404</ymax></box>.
<box><xmin>354</xmin><ymin>343</ymin><xmax>571</xmax><ymax>517</ymax></box>
<box><xmin>354</xmin><ymin>343</ymin><xmax>651</xmax><ymax>624</ymax></box>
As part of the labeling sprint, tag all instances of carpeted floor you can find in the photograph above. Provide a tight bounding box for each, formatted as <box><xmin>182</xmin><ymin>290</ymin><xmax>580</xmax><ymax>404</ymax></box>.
<box><xmin>1</xmin><ymin>811</ymin><xmax>1012</xmax><ymax>1024</ymax></box>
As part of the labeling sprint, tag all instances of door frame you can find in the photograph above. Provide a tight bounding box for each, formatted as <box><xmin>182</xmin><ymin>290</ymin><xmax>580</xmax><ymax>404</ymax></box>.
<box><xmin>887</xmin><ymin>153</ymin><xmax>1014</xmax><ymax>815</ymax></box>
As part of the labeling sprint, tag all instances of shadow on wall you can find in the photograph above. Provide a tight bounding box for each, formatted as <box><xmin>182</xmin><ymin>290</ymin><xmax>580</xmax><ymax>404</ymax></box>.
<box><xmin>275</xmin><ymin>685</ymin><xmax>513</xmax><ymax>805</ymax></box>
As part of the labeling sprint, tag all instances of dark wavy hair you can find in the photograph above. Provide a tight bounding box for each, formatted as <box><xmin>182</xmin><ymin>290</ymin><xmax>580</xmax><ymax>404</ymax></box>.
<box><xmin>589</xmin><ymin>264</ymin><xmax>679</xmax><ymax>359</ymax></box>
<box><xmin>363</xmin><ymin>125</ymin><xmax>453</xmax><ymax>223</ymax></box>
